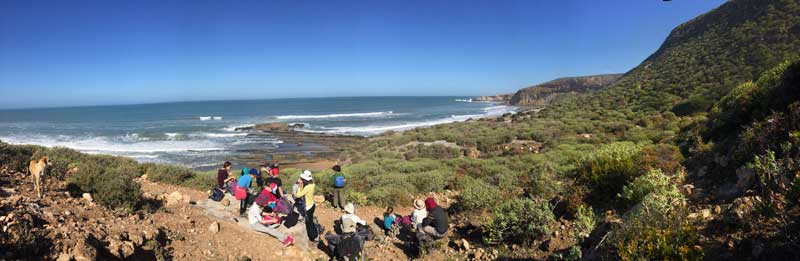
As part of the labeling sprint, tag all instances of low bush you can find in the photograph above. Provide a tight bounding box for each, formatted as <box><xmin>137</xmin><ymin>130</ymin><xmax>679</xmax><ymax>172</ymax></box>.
<box><xmin>456</xmin><ymin>177</ymin><xmax>502</xmax><ymax>211</ymax></box>
<box><xmin>0</xmin><ymin>142</ymin><xmax>44</xmax><ymax>172</ymax></box>
<box><xmin>611</xmin><ymin>168</ymin><xmax>700</xmax><ymax>260</ymax></box>
<box><xmin>573</xmin><ymin>204</ymin><xmax>596</xmax><ymax>240</ymax></box>
<box><xmin>484</xmin><ymin>198</ymin><xmax>555</xmax><ymax>245</ymax></box>
<box><xmin>576</xmin><ymin>142</ymin><xmax>644</xmax><ymax>207</ymax></box>
<box><xmin>618</xmin><ymin>169</ymin><xmax>675</xmax><ymax>208</ymax></box>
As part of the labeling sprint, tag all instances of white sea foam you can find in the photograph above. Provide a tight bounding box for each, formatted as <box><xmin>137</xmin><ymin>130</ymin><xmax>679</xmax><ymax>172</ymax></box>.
<box><xmin>199</xmin><ymin>116</ymin><xmax>223</xmax><ymax>121</ymax></box>
<box><xmin>275</xmin><ymin>111</ymin><xmax>393</xmax><ymax>120</ymax></box>
<box><xmin>224</xmin><ymin>124</ymin><xmax>254</xmax><ymax>132</ymax></box>
<box><xmin>455</xmin><ymin>99</ymin><xmax>473</xmax><ymax>103</ymax></box>
<box><xmin>0</xmin><ymin>134</ymin><xmax>224</xmax><ymax>154</ymax></box>
<box><xmin>201</xmin><ymin>133</ymin><xmax>249</xmax><ymax>138</ymax></box>
<box><xmin>300</xmin><ymin>105</ymin><xmax>516</xmax><ymax>136</ymax></box>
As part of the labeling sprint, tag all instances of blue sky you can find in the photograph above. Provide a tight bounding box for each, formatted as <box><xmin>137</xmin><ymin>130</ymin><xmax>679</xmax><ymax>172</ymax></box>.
<box><xmin>0</xmin><ymin>0</ymin><xmax>726</xmax><ymax>109</ymax></box>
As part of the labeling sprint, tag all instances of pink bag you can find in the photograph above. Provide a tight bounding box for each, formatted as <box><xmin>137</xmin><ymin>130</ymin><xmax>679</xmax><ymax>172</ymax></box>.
<box><xmin>235</xmin><ymin>186</ymin><xmax>247</xmax><ymax>200</ymax></box>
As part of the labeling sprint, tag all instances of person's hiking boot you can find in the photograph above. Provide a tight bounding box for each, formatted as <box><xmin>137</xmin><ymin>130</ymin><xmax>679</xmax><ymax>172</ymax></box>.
<box><xmin>282</xmin><ymin>235</ymin><xmax>295</xmax><ymax>247</ymax></box>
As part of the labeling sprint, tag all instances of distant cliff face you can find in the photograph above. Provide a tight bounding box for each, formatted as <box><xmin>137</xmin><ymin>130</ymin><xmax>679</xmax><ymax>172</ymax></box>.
<box><xmin>509</xmin><ymin>74</ymin><xmax>622</xmax><ymax>106</ymax></box>
<box><xmin>473</xmin><ymin>94</ymin><xmax>512</xmax><ymax>103</ymax></box>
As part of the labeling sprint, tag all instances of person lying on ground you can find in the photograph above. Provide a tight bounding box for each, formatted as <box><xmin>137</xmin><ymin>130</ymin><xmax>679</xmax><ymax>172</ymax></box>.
<box><xmin>248</xmin><ymin>199</ymin><xmax>295</xmax><ymax>247</ymax></box>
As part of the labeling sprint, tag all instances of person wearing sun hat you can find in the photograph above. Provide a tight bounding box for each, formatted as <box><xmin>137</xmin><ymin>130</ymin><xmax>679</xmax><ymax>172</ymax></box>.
<box><xmin>411</xmin><ymin>199</ymin><xmax>428</xmax><ymax>227</ymax></box>
<box><xmin>341</xmin><ymin>203</ymin><xmax>367</xmax><ymax>230</ymax></box>
<box><xmin>294</xmin><ymin>169</ymin><xmax>319</xmax><ymax>242</ymax></box>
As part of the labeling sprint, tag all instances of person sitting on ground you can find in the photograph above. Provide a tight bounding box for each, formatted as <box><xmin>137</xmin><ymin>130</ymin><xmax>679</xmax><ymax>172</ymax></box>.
<box><xmin>419</xmin><ymin>197</ymin><xmax>449</xmax><ymax>239</ymax></box>
<box><xmin>331</xmin><ymin>165</ymin><xmax>347</xmax><ymax>212</ymax></box>
<box><xmin>237</xmin><ymin>167</ymin><xmax>254</xmax><ymax>216</ymax></box>
<box><xmin>217</xmin><ymin>161</ymin><xmax>236</xmax><ymax>190</ymax></box>
<box><xmin>264</xmin><ymin>162</ymin><xmax>285</xmax><ymax>198</ymax></box>
<box><xmin>411</xmin><ymin>199</ymin><xmax>428</xmax><ymax>228</ymax></box>
<box><xmin>294</xmin><ymin>170</ymin><xmax>319</xmax><ymax>242</ymax></box>
<box><xmin>342</xmin><ymin>203</ymin><xmax>366</xmax><ymax>227</ymax></box>
<box><xmin>383</xmin><ymin>206</ymin><xmax>396</xmax><ymax>230</ymax></box>
<box><xmin>248</xmin><ymin>199</ymin><xmax>295</xmax><ymax>247</ymax></box>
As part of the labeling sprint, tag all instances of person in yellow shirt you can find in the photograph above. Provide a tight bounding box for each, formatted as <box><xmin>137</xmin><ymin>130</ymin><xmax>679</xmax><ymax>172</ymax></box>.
<box><xmin>295</xmin><ymin>170</ymin><xmax>319</xmax><ymax>242</ymax></box>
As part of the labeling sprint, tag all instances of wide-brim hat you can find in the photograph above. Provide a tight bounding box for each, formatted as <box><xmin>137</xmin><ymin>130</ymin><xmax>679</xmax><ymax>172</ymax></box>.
<box><xmin>414</xmin><ymin>199</ymin><xmax>425</xmax><ymax>210</ymax></box>
<box><xmin>300</xmin><ymin>170</ymin><xmax>313</xmax><ymax>181</ymax></box>
<box><xmin>344</xmin><ymin>203</ymin><xmax>355</xmax><ymax>214</ymax></box>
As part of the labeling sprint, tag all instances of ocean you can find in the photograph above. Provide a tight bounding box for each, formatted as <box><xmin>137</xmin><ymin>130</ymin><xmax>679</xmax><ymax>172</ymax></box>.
<box><xmin>0</xmin><ymin>96</ymin><xmax>515</xmax><ymax>168</ymax></box>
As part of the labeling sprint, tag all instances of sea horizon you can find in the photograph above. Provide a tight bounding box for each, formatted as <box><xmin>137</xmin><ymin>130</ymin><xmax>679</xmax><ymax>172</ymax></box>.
<box><xmin>0</xmin><ymin>94</ymin><xmax>495</xmax><ymax>111</ymax></box>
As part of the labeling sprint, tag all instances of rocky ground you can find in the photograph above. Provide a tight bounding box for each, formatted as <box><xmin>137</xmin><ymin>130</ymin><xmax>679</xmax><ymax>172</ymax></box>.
<box><xmin>0</xmin><ymin>168</ymin><xmax>516</xmax><ymax>260</ymax></box>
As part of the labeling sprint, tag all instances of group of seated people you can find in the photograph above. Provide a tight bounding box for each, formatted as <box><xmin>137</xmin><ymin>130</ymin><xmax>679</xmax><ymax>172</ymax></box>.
<box><xmin>214</xmin><ymin>161</ymin><xmax>451</xmax><ymax>257</ymax></box>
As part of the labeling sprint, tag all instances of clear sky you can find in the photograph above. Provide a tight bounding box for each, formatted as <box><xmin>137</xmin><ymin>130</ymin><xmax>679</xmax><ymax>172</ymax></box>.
<box><xmin>0</xmin><ymin>0</ymin><xmax>726</xmax><ymax>109</ymax></box>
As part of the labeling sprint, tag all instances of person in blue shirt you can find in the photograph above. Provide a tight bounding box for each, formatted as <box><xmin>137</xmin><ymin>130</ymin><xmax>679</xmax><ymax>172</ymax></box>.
<box><xmin>238</xmin><ymin>167</ymin><xmax>254</xmax><ymax>216</ymax></box>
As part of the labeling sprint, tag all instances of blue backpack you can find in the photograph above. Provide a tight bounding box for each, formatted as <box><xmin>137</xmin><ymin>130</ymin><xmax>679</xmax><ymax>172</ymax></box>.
<box><xmin>334</xmin><ymin>174</ymin><xmax>346</xmax><ymax>188</ymax></box>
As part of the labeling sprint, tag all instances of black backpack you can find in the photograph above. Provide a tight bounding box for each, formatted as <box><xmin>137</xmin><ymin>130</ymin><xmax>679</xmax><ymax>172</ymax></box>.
<box><xmin>336</xmin><ymin>233</ymin><xmax>362</xmax><ymax>260</ymax></box>
<box><xmin>209</xmin><ymin>187</ymin><xmax>224</xmax><ymax>202</ymax></box>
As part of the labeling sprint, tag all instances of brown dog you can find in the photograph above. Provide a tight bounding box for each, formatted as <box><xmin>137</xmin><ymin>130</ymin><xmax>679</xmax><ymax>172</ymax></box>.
<box><xmin>29</xmin><ymin>157</ymin><xmax>51</xmax><ymax>198</ymax></box>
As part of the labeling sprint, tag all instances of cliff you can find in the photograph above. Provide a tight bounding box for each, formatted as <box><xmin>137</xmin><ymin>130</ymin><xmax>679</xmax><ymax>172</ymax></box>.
<box><xmin>508</xmin><ymin>74</ymin><xmax>623</xmax><ymax>106</ymax></box>
<box><xmin>473</xmin><ymin>94</ymin><xmax>512</xmax><ymax>103</ymax></box>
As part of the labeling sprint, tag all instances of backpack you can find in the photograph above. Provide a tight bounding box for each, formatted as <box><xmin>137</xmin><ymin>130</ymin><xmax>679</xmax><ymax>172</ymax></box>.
<box><xmin>273</xmin><ymin>197</ymin><xmax>291</xmax><ymax>215</ymax></box>
<box><xmin>283</xmin><ymin>211</ymin><xmax>300</xmax><ymax>228</ymax></box>
<box><xmin>210</xmin><ymin>187</ymin><xmax>224</xmax><ymax>202</ymax></box>
<box><xmin>235</xmin><ymin>186</ymin><xmax>247</xmax><ymax>200</ymax></box>
<box><xmin>333</xmin><ymin>174</ymin><xmax>345</xmax><ymax>188</ymax></box>
<box><xmin>337</xmin><ymin>233</ymin><xmax>363</xmax><ymax>259</ymax></box>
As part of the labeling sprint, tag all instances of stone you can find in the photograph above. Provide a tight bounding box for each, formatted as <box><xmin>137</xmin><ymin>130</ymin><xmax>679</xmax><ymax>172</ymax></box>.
<box><xmin>221</xmin><ymin>198</ymin><xmax>230</xmax><ymax>206</ymax></box>
<box><xmin>736</xmin><ymin>167</ymin><xmax>756</xmax><ymax>191</ymax></box>
<box><xmin>72</xmin><ymin>240</ymin><xmax>97</xmax><ymax>261</ymax></box>
<box><xmin>82</xmin><ymin>193</ymin><xmax>93</xmax><ymax>202</ymax></box>
<box><xmin>64</xmin><ymin>210</ymin><xmax>71</xmax><ymax>216</ymax></box>
<box><xmin>167</xmin><ymin>191</ymin><xmax>184</xmax><ymax>206</ymax></box>
<box><xmin>474</xmin><ymin>250</ymin><xmax>483</xmax><ymax>260</ymax></box>
<box><xmin>461</xmin><ymin>239</ymin><xmax>471</xmax><ymax>251</ymax></box>
<box><xmin>313</xmin><ymin>195</ymin><xmax>325</xmax><ymax>204</ymax></box>
<box><xmin>209</xmin><ymin>222</ymin><xmax>220</xmax><ymax>234</ymax></box>
<box><xmin>56</xmin><ymin>253</ymin><xmax>72</xmax><ymax>261</ymax></box>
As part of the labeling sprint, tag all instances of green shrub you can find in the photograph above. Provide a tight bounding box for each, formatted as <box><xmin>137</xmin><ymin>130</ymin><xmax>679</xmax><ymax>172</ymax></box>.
<box><xmin>145</xmin><ymin>164</ymin><xmax>194</xmax><ymax>185</ymax></box>
<box><xmin>67</xmin><ymin>160</ymin><xmax>142</xmax><ymax>212</ymax></box>
<box><xmin>576</xmin><ymin>142</ymin><xmax>643</xmax><ymax>207</ymax></box>
<box><xmin>612</xmin><ymin>169</ymin><xmax>700</xmax><ymax>261</ymax></box>
<box><xmin>573</xmin><ymin>204</ymin><xmax>596</xmax><ymax>240</ymax></box>
<box><xmin>347</xmin><ymin>190</ymin><xmax>368</xmax><ymax>206</ymax></box>
<box><xmin>484</xmin><ymin>198</ymin><xmax>555</xmax><ymax>245</ymax></box>
<box><xmin>618</xmin><ymin>169</ymin><xmax>674</xmax><ymax>207</ymax></box>
<box><xmin>456</xmin><ymin>177</ymin><xmax>502</xmax><ymax>211</ymax></box>
<box><xmin>0</xmin><ymin>142</ymin><xmax>44</xmax><ymax>172</ymax></box>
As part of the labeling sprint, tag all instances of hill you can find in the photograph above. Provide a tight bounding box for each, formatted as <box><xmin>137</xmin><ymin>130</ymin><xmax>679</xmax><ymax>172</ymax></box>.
<box><xmin>508</xmin><ymin>74</ymin><xmax>623</xmax><ymax>106</ymax></box>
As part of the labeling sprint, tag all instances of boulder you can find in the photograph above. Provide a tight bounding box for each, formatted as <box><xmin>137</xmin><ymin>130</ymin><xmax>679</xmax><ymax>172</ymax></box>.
<box><xmin>313</xmin><ymin>195</ymin><xmax>325</xmax><ymax>204</ymax></box>
<box><xmin>726</xmin><ymin>196</ymin><xmax>760</xmax><ymax>224</ymax></box>
<box><xmin>166</xmin><ymin>191</ymin><xmax>184</xmax><ymax>206</ymax></box>
<box><xmin>735</xmin><ymin>167</ymin><xmax>756</xmax><ymax>192</ymax></box>
<box><xmin>209</xmin><ymin>222</ymin><xmax>220</xmax><ymax>234</ymax></box>
<box><xmin>72</xmin><ymin>240</ymin><xmax>97</xmax><ymax>261</ymax></box>
<box><xmin>461</xmin><ymin>238</ymin><xmax>471</xmax><ymax>251</ymax></box>
<box><xmin>81</xmin><ymin>193</ymin><xmax>93</xmax><ymax>202</ymax></box>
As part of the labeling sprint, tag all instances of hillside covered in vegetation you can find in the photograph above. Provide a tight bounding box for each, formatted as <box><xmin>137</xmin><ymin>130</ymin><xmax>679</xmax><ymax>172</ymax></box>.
<box><xmin>334</xmin><ymin>0</ymin><xmax>800</xmax><ymax>259</ymax></box>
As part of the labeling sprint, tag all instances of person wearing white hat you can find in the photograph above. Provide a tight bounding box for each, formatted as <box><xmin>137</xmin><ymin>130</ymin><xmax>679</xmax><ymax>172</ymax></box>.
<box><xmin>294</xmin><ymin>169</ymin><xmax>319</xmax><ymax>242</ymax></box>
<box><xmin>411</xmin><ymin>199</ymin><xmax>428</xmax><ymax>227</ymax></box>
<box><xmin>341</xmin><ymin>203</ymin><xmax>367</xmax><ymax>232</ymax></box>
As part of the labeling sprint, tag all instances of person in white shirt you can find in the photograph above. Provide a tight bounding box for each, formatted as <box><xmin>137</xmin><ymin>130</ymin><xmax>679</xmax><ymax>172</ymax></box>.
<box><xmin>411</xmin><ymin>199</ymin><xmax>428</xmax><ymax>227</ymax></box>
<box><xmin>248</xmin><ymin>200</ymin><xmax>295</xmax><ymax>247</ymax></box>
<box><xmin>341</xmin><ymin>203</ymin><xmax>367</xmax><ymax>231</ymax></box>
